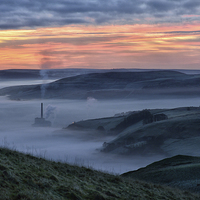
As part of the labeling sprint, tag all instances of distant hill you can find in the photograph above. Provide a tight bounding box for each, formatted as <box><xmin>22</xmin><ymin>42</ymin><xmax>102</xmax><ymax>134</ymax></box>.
<box><xmin>0</xmin><ymin>69</ymin><xmax>41</xmax><ymax>79</ymax></box>
<box><xmin>0</xmin><ymin>147</ymin><xmax>199</xmax><ymax>199</ymax></box>
<box><xmin>0</xmin><ymin>68</ymin><xmax>102</xmax><ymax>80</ymax></box>
<box><xmin>1</xmin><ymin>70</ymin><xmax>200</xmax><ymax>100</ymax></box>
<box><xmin>122</xmin><ymin>155</ymin><xmax>200</xmax><ymax>193</ymax></box>
<box><xmin>67</xmin><ymin>106</ymin><xmax>200</xmax><ymax>157</ymax></box>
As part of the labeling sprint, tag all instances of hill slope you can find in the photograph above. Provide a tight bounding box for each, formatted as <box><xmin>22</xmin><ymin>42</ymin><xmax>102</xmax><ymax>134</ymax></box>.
<box><xmin>122</xmin><ymin>155</ymin><xmax>200</xmax><ymax>193</ymax></box>
<box><xmin>1</xmin><ymin>70</ymin><xmax>200</xmax><ymax>100</ymax></box>
<box><xmin>0</xmin><ymin>147</ymin><xmax>199</xmax><ymax>200</ymax></box>
<box><xmin>67</xmin><ymin>107</ymin><xmax>200</xmax><ymax>157</ymax></box>
<box><xmin>0</xmin><ymin>69</ymin><xmax>101</xmax><ymax>80</ymax></box>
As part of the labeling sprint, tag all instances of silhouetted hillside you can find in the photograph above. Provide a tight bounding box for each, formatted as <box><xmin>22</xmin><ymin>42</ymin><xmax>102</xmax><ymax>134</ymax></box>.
<box><xmin>122</xmin><ymin>155</ymin><xmax>200</xmax><ymax>193</ymax></box>
<box><xmin>0</xmin><ymin>68</ymin><xmax>101</xmax><ymax>80</ymax></box>
<box><xmin>1</xmin><ymin>70</ymin><xmax>200</xmax><ymax>100</ymax></box>
<box><xmin>0</xmin><ymin>69</ymin><xmax>40</xmax><ymax>79</ymax></box>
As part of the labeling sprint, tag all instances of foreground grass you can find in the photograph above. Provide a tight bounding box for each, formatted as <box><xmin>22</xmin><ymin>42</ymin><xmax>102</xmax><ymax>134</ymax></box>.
<box><xmin>0</xmin><ymin>148</ymin><xmax>199</xmax><ymax>200</ymax></box>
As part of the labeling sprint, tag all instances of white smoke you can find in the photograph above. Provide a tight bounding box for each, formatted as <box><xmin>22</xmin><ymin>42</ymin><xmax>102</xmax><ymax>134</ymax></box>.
<box><xmin>45</xmin><ymin>104</ymin><xmax>57</xmax><ymax>122</ymax></box>
<box><xmin>87</xmin><ymin>97</ymin><xmax>97</xmax><ymax>107</ymax></box>
<box><xmin>40</xmin><ymin>69</ymin><xmax>49</xmax><ymax>98</ymax></box>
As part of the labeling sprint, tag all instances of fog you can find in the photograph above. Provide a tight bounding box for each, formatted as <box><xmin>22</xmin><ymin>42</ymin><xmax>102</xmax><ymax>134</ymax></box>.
<box><xmin>1</xmin><ymin>79</ymin><xmax>200</xmax><ymax>174</ymax></box>
<box><xmin>0</xmin><ymin>79</ymin><xmax>56</xmax><ymax>89</ymax></box>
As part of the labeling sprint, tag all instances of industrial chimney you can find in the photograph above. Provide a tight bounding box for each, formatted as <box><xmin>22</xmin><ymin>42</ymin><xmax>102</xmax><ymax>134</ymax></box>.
<box><xmin>33</xmin><ymin>103</ymin><xmax>51</xmax><ymax>127</ymax></box>
<box><xmin>41</xmin><ymin>103</ymin><xmax>43</xmax><ymax>118</ymax></box>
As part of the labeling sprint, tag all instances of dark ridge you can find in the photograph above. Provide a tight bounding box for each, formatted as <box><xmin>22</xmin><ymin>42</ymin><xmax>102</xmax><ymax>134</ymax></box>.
<box><xmin>0</xmin><ymin>69</ymin><xmax>40</xmax><ymax>79</ymax></box>
<box><xmin>54</xmin><ymin>70</ymin><xmax>188</xmax><ymax>84</ymax></box>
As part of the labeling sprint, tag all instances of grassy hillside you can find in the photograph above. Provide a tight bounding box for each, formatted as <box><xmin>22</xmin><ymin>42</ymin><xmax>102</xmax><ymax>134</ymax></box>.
<box><xmin>67</xmin><ymin>106</ymin><xmax>200</xmax><ymax>157</ymax></box>
<box><xmin>1</xmin><ymin>70</ymin><xmax>200</xmax><ymax>100</ymax></box>
<box><xmin>122</xmin><ymin>155</ymin><xmax>200</xmax><ymax>194</ymax></box>
<box><xmin>102</xmin><ymin>107</ymin><xmax>200</xmax><ymax>156</ymax></box>
<box><xmin>102</xmin><ymin>110</ymin><xmax>200</xmax><ymax>155</ymax></box>
<box><xmin>0</xmin><ymin>148</ymin><xmax>199</xmax><ymax>200</ymax></box>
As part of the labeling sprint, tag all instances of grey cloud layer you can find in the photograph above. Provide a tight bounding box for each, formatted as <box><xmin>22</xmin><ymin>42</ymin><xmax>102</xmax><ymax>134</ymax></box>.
<box><xmin>0</xmin><ymin>0</ymin><xmax>200</xmax><ymax>29</ymax></box>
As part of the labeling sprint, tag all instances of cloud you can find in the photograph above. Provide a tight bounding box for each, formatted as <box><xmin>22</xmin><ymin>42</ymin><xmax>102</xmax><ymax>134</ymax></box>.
<box><xmin>0</xmin><ymin>0</ymin><xmax>200</xmax><ymax>29</ymax></box>
<box><xmin>183</xmin><ymin>0</ymin><xmax>200</xmax><ymax>10</ymax></box>
<box><xmin>146</xmin><ymin>0</ymin><xmax>175</xmax><ymax>12</ymax></box>
<box><xmin>162</xmin><ymin>30</ymin><xmax>200</xmax><ymax>35</ymax></box>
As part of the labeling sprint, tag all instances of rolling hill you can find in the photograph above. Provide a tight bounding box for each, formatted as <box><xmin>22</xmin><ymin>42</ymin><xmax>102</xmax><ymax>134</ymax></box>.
<box><xmin>0</xmin><ymin>70</ymin><xmax>200</xmax><ymax>100</ymax></box>
<box><xmin>67</xmin><ymin>106</ymin><xmax>200</xmax><ymax>157</ymax></box>
<box><xmin>122</xmin><ymin>155</ymin><xmax>200</xmax><ymax>193</ymax></box>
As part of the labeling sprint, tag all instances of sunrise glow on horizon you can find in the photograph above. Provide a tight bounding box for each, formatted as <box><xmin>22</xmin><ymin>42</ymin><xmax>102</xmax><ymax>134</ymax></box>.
<box><xmin>0</xmin><ymin>1</ymin><xmax>200</xmax><ymax>70</ymax></box>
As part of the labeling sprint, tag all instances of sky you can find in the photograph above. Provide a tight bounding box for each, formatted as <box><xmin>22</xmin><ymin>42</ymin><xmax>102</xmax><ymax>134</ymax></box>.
<box><xmin>0</xmin><ymin>0</ymin><xmax>200</xmax><ymax>70</ymax></box>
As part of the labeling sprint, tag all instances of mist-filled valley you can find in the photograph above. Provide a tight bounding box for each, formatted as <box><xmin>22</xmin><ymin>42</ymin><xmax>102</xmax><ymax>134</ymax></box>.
<box><xmin>2</xmin><ymin>1</ymin><xmax>200</xmax><ymax>197</ymax></box>
<box><xmin>1</xmin><ymin>69</ymin><xmax>200</xmax><ymax>175</ymax></box>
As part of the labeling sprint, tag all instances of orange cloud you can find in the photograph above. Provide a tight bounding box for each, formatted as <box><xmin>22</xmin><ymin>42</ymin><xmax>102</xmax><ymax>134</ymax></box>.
<box><xmin>0</xmin><ymin>23</ymin><xmax>200</xmax><ymax>70</ymax></box>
